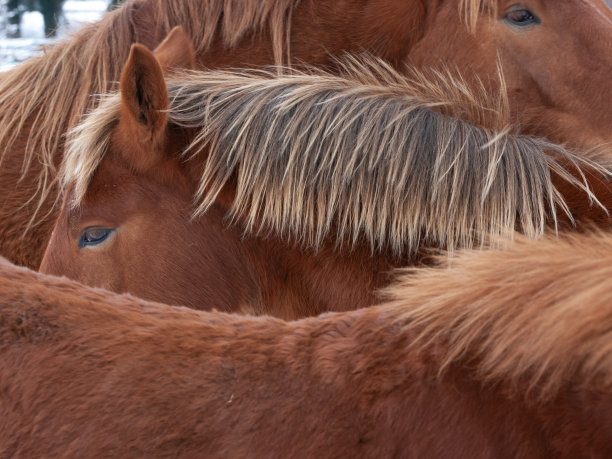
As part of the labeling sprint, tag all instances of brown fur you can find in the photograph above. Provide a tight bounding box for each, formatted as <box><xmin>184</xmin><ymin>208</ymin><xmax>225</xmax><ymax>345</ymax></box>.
<box><xmin>40</xmin><ymin>48</ymin><xmax>612</xmax><ymax>318</ymax></box>
<box><xmin>4</xmin><ymin>231</ymin><xmax>612</xmax><ymax>456</ymax></box>
<box><xmin>3</xmin><ymin>0</ymin><xmax>612</xmax><ymax>269</ymax></box>
<box><xmin>388</xmin><ymin>232</ymin><xmax>612</xmax><ymax>397</ymax></box>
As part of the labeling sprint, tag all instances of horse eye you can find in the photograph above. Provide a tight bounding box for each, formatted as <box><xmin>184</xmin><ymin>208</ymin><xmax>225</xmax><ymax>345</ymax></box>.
<box><xmin>79</xmin><ymin>227</ymin><xmax>114</xmax><ymax>248</ymax></box>
<box><xmin>504</xmin><ymin>9</ymin><xmax>540</xmax><ymax>26</ymax></box>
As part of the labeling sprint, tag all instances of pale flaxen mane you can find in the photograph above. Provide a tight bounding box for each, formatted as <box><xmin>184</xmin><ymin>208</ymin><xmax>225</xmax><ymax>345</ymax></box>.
<box><xmin>386</xmin><ymin>232</ymin><xmax>612</xmax><ymax>397</ymax></box>
<box><xmin>460</xmin><ymin>0</ymin><xmax>497</xmax><ymax>31</ymax></box>
<box><xmin>0</xmin><ymin>0</ymin><xmax>299</xmax><ymax>224</ymax></box>
<box><xmin>64</xmin><ymin>57</ymin><xmax>610</xmax><ymax>255</ymax></box>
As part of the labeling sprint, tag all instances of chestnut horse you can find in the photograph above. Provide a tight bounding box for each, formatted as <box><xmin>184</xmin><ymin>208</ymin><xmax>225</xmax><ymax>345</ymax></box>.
<box><xmin>5</xmin><ymin>232</ymin><xmax>612</xmax><ymax>456</ymax></box>
<box><xmin>2</xmin><ymin>0</ymin><xmax>612</xmax><ymax>269</ymax></box>
<box><xmin>40</xmin><ymin>43</ymin><xmax>611</xmax><ymax>318</ymax></box>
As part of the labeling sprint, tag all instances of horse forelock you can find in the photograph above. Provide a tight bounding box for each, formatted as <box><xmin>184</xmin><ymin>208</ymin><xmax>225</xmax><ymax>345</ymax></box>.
<box><xmin>62</xmin><ymin>94</ymin><xmax>121</xmax><ymax>205</ymax></box>
<box><xmin>387</xmin><ymin>232</ymin><xmax>612</xmax><ymax>398</ymax></box>
<box><xmin>2</xmin><ymin>0</ymin><xmax>301</xmax><ymax>231</ymax></box>
<box><xmin>65</xmin><ymin>57</ymin><xmax>610</xmax><ymax>256</ymax></box>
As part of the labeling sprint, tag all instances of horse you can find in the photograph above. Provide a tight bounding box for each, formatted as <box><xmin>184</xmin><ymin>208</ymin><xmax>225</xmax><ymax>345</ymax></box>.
<box><xmin>2</xmin><ymin>0</ymin><xmax>612</xmax><ymax>269</ymax></box>
<box><xmin>5</xmin><ymin>231</ymin><xmax>612</xmax><ymax>456</ymax></box>
<box><xmin>39</xmin><ymin>43</ymin><xmax>612</xmax><ymax>318</ymax></box>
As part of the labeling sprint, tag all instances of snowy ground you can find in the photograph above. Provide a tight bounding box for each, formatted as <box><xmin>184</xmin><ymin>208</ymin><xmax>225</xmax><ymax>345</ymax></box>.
<box><xmin>0</xmin><ymin>1</ymin><xmax>109</xmax><ymax>71</ymax></box>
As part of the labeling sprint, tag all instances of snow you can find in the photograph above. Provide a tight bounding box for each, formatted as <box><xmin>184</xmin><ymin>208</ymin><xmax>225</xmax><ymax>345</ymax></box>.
<box><xmin>0</xmin><ymin>0</ymin><xmax>109</xmax><ymax>70</ymax></box>
<box><xmin>64</xmin><ymin>1</ymin><xmax>108</xmax><ymax>12</ymax></box>
<box><xmin>0</xmin><ymin>37</ymin><xmax>48</xmax><ymax>71</ymax></box>
<box><xmin>21</xmin><ymin>11</ymin><xmax>45</xmax><ymax>39</ymax></box>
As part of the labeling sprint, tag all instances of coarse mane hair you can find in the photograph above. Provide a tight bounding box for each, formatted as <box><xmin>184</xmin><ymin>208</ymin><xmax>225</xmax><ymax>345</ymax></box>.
<box><xmin>0</xmin><ymin>0</ymin><xmax>507</xmax><ymax>231</ymax></box>
<box><xmin>460</xmin><ymin>0</ymin><xmax>497</xmax><ymax>31</ymax></box>
<box><xmin>386</xmin><ymin>231</ymin><xmax>612</xmax><ymax>398</ymax></box>
<box><xmin>0</xmin><ymin>0</ymin><xmax>299</xmax><ymax>225</ymax></box>
<box><xmin>64</xmin><ymin>57</ymin><xmax>610</xmax><ymax>255</ymax></box>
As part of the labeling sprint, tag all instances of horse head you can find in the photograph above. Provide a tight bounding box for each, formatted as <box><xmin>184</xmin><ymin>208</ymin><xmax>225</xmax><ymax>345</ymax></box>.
<box><xmin>407</xmin><ymin>0</ymin><xmax>612</xmax><ymax>149</ymax></box>
<box><xmin>39</xmin><ymin>28</ymin><xmax>239</xmax><ymax>309</ymax></box>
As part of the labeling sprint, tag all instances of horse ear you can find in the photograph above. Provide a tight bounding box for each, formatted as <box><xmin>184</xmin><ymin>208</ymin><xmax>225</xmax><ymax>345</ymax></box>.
<box><xmin>118</xmin><ymin>43</ymin><xmax>168</xmax><ymax>170</ymax></box>
<box><xmin>154</xmin><ymin>26</ymin><xmax>196</xmax><ymax>71</ymax></box>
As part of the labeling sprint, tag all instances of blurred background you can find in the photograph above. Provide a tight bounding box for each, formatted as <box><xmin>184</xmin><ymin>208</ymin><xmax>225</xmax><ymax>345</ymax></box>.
<box><xmin>0</xmin><ymin>1</ymin><xmax>610</xmax><ymax>71</ymax></box>
<box><xmin>0</xmin><ymin>0</ymin><xmax>121</xmax><ymax>70</ymax></box>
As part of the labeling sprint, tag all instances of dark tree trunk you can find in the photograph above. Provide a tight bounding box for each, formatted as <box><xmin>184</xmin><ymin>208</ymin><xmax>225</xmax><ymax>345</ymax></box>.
<box><xmin>39</xmin><ymin>0</ymin><xmax>64</xmax><ymax>37</ymax></box>
<box><xmin>6</xmin><ymin>0</ymin><xmax>24</xmax><ymax>38</ymax></box>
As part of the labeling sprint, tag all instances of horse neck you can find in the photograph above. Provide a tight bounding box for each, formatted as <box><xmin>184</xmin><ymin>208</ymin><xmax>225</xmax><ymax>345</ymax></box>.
<box><xmin>0</xmin><ymin>115</ymin><xmax>61</xmax><ymax>269</ymax></box>
<box><xmin>532</xmin><ymin>386</ymin><xmax>612</xmax><ymax>455</ymax></box>
<box><xmin>239</xmin><ymin>234</ymin><xmax>402</xmax><ymax>319</ymax></box>
<box><xmin>194</xmin><ymin>200</ymin><xmax>402</xmax><ymax>317</ymax></box>
<box><xmin>132</xmin><ymin>0</ymin><xmax>425</xmax><ymax>69</ymax></box>
<box><xmin>178</xmin><ymin>129</ymin><xmax>404</xmax><ymax>319</ymax></box>
<box><xmin>170</xmin><ymin>190</ymin><xmax>397</xmax><ymax>318</ymax></box>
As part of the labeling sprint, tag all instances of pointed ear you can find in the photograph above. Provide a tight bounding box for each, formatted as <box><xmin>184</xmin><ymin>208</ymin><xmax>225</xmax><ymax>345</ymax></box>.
<box><xmin>118</xmin><ymin>43</ymin><xmax>168</xmax><ymax>170</ymax></box>
<box><xmin>154</xmin><ymin>26</ymin><xmax>196</xmax><ymax>71</ymax></box>
<box><xmin>121</xmin><ymin>43</ymin><xmax>168</xmax><ymax>133</ymax></box>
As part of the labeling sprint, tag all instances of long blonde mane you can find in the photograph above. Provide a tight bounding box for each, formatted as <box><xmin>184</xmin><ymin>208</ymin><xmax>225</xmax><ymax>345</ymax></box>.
<box><xmin>64</xmin><ymin>57</ymin><xmax>610</xmax><ymax>255</ymax></box>
<box><xmin>387</xmin><ymin>231</ymin><xmax>612</xmax><ymax>397</ymax></box>
<box><xmin>0</xmin><ymin>0</ymin><xmax>506</xmax><ymax>229</ymax></box>
<box><xmin>0</xmin><ymin>0</ymin><xmax>299</xmax><ymax>225</ymax></box>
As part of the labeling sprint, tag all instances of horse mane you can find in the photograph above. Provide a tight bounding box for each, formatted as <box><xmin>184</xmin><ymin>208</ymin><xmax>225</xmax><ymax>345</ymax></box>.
<box><xmin>387</xmin><ymin>231</ymin><xmax>612</xmax><ymax>397</ymax></box>
<box><xmin>460</xmin><ymin>0</ymin><xmax>497</xmax><ymax>32</ymax></box>
<box><xmin>0</xmin><ymin>0</ymin><xmax>299</xmax><ymax>226</ymax></box>
<box><xmin>65</xmin><ymin>57</ymin><xmax>610</xmax><ymax>255</ymax></box>
<box><xmin>151</xmin><ymin>0</ymin><xmax>299</xmax><ymax>66</ymax></box>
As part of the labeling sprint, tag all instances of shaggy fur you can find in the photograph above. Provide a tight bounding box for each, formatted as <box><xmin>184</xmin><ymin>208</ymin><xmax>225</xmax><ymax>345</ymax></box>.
<box><xmin>2</xmin><ymin>231</ymin><xmax>612</xmax><ymax>455</ymax></box>
<box><xmin>387</xmin><ymin>232</ymin><xmax>612</xmax><ymax>397</ymax></box>
<box><xmin>0</xmin><ymin>0</ymin><xmax>300</xmax><ymax>244</ymax></box>
<box><xmin>0</xmin><ymin>0</ymin><xmax>478</xmax><ymax>191</ymax></box>
<box><xmin>151</xmin><ymin>0</ymin><xmax>299</xmax><ymax>66</ymax></box>
<box><xmin>64</xmin><ymin>59</ymin><xmax>610</xmax><ymax>255</ymax></box>
<box><xmin>0</xmin><ymin>0</ymin><xmax>298</xmax><ymax>176</ymax></box>
<box><xmin>4</xmin><ymin>0</ymin><xmax>612</xmax><ymax>272</ymax></box>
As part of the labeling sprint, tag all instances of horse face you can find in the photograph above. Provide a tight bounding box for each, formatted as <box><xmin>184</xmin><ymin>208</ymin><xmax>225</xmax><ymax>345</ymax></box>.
<box><xmin>408</xmin><ymin>0</ymin><xmax>612</xmax><ymax>149</ymax></box>
<box><xmin>39</xmin><ymin>151</ymin><xmax>215</xmax><ymax>308</ymax></box>
<box><xmin>40</xmin><ymin>34</ymin><xmax>249</xmax><ymax>310</ymax></box>
<box><xmin>40</xmin><ymin>137</ymin><xmax>263</xmax><ymax>311</ymax></box>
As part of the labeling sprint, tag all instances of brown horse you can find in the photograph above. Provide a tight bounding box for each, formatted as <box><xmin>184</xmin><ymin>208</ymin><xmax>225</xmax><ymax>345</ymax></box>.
<box><xmin>2</xmin><ymin>0</ymin><xmax>612</xmax><ymax>269</ymax></box>
<box><xmin>39</xmin><ymin>43</ymin><xmax>612</xmax><ymax>318</ymax></box>
<box><xmin>5</xmin><ymin>232</ymin><xmax>612</xmax><ymax>456</ymax></box>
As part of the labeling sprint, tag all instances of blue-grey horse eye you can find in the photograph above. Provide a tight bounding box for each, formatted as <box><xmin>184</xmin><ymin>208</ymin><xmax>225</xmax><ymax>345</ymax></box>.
<box><xmin>504</xmin><ymin>9</ymin><xmax>541</xmax><ymax>27</ymax></box>
<box><xmin>79</xmin><ymin>227</ymin><xmax>114</xmax><ymax>248</ymax></box>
